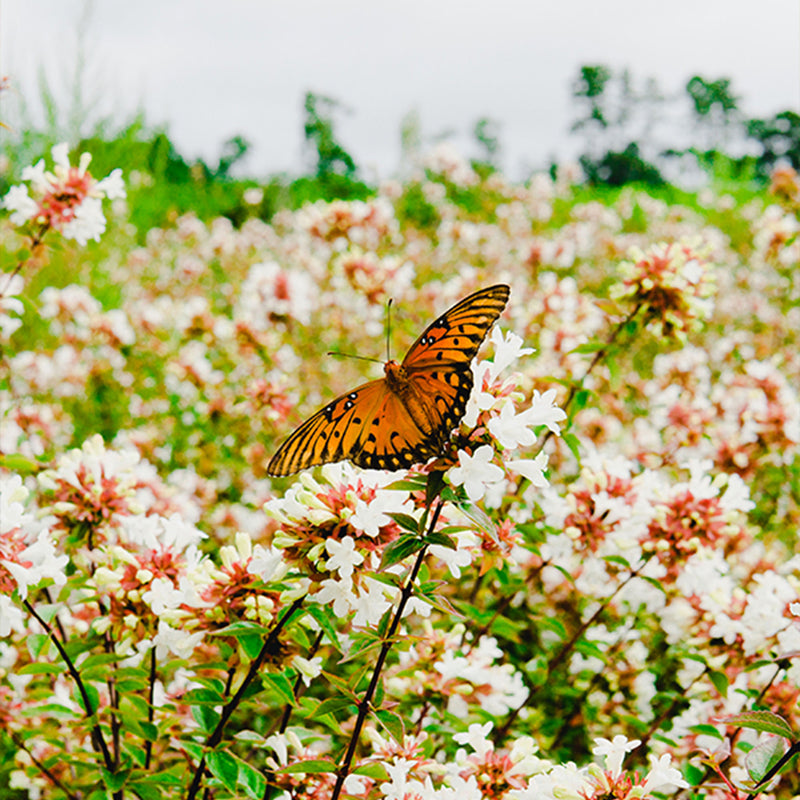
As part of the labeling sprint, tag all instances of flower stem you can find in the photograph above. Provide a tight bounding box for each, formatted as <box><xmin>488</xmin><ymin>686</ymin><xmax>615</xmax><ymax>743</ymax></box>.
<box><xmin>185</xmin><ymin>596</ymin><xmax>305</xmax><ymax>800</ymax></box>
<box><xmin>330</xmin><ymin>497</ymin><xmax>445</xmax><ymax>800</ymax></box>
<box><xmin>493</xmin><ymin>563</ymin><xmax>644</xmax><ymax>745</ymax></box>
<box><xmin>0</xmin><ymin>226</ymin><xmax>47</xmax><ymax>298</ymax></box>
<box><xmin>144</xmin><ymin>646</ymin><xmax>157</xmax><ymax>770</ymax></box>
<box><xmin>23</xmin><ymin>599</ymin><xmax>116</xmax><ymax>774</ymax></box>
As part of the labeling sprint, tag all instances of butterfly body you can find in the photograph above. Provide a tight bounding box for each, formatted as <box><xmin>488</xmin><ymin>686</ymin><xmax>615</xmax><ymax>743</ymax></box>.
<box><xmin>267</xmin><ymin>284</ymin><xmax>510</xmax><ymax>476</ymax></box>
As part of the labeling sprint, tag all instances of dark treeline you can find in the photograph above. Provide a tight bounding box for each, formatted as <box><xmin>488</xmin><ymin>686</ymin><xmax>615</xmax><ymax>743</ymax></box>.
<box><xmin>569</xmin><ymin>65</ymin><xmax>799</xmax><ymax>186</ymax></box>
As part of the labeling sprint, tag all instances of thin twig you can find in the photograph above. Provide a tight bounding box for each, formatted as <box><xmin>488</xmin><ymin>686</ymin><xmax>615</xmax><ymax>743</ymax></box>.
<box><xmin>330</xmin><ymin>498</ymin><xmax>445</xmax><ymax>800</ymax></box>
<box><xmin>23</xmin><ymin>599</ymin><xmax>115</xmax><ymax>773</ymax></box>
<box><xmin>185</xmin><ymin>596</ymin><xmax>306</xmax><ymax>800</ymax></box>
<box><xmin>493</xmin><ymin>563</ymin><xmax>644</xmax><ymax>745</ymax></box>
<box><xmin>145</xmin><ymin>646</ymin><xmax>157</xmax><ymax>770</ymax></box>
<box><xmin>9</xmin><ymin>730</ymin><xmax>80</xmax><ymax>800</ymax></box>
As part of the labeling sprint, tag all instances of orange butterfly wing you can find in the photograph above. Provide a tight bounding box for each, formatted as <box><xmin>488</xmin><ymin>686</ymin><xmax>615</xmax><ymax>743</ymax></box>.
<box><xmin>399</xmin><ymin>283</ymin><xmax>511</xmax><ymax>435</ymax></box>
<box><xmin>267</xmin><ymin>284</ymin><xmax>510</xmax><ymax>476</ymax></box>
<box><xmin>266</xmin><ymin>379</ymin><xmax>439</xmax><ymax>476</ymax></box>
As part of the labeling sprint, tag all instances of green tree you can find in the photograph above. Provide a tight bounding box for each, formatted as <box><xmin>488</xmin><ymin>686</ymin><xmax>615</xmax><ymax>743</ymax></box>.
<box><xmin>213</xmin><ymin>135</ymin><xmax>251</xmax><ymax>180</ymax></box>
<box><xmin>746</xmin><ymin>110</ymin><xmax>800</xmax><ymax>178</ymax></box>
<box><xmin>570</xmin><ymin>65</ymin><xmax>665</xmax><ymax>186</ymax></box>
<box><xmin>570</xmin><ymin>65</ymin><xmax>613</xmax><ymax>158</ymax></box>
<box><xmin>473</xmin><ymin>117</ymin><xmax>502</xmax><ymax>170</ymax></box>
<box><xmin>303</xmin><ymin>92</ymin><xmax>358</xmax><ymax>179</ymax></box>
<box><xmin>685</xmin><ymin>75</ymin><xmax>740</xmax><ymax>150</ymax></box>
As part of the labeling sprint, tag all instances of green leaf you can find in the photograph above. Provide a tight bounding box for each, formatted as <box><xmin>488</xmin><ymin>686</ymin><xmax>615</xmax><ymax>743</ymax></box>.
<box><xmin>385</xmin><ymin>477</ymin><xmax>427</xmax><ymax>492</ymax></box>
<box><xmin>457</xmin><ymin>502</ymin><xmax>496</xmax><ymax>537</ymax></box>
<box><xmin>353</xmin><ymin>762</ymin><xmax>389</xmax><ymax>780</ymax></box>
<box><xmin>708</xmin><ymin>669</ymin><xmax>729</xmax><ymax>697</ymax></box>
<box><xmin>525</xmin><ymin>655</ymin><xmax>549</xmax><ymax>687</ymax></box>
<box><xmin>17</xmin><ymin>662</ymin><xmax>65</xmax><ymax>676</ymax></box>
<box><xmin>127</xmin><ymin>781</ymin><xmax>168</xmax><ymax>800</ymax></box>
<box><xmin>571</xmin><ymin>388</ymin><xmax>591</xmax><ymax>412</ymax></box>
<box><xmin>723</xmin><ymin>710</ymin><xmax>795</xmax><ymax>739</ymax></box>
<box><xmin>80</xmin><ymin>652</ymin><xmax>125</xmax><ymax>671</ymax></box>
<box><xmin>279</xmin><ymin>759</ymin><xmax>337</xmax><ymax>775</ymax></box>
<box><xmin>207</xmin><ymin>750</ymin><xmax>240</xmax><ymax>792</ymax></box>
<box><xmin>373</xmin><ymin>708</ymin><xmax>404</xmax><ymax>743</ymax></box>
<box><xmin>27</xmin><ymin>633</ymin><xmax>49</xmax><ymax>660</ymax></box>
<box><xmin>562</xmin><ymin>431</ymin><xmax>581</xmax><ymax>461</ymax></box>
<box><xmin>388</xmin><ymin>512</ymin><xmax>421</xmax><ymax>534</ymax></box>
<box><xmin>0</xmin><ymin>453</ymin><xmax>40</xmax><ymax>473</ymax></box>
<box><xmin>425</xmin><ymin>470</ymin><xmax>446</xmax><ymax>506</ymax></box>
<box><xmin>32</xmin><ymin>604</ymin><xmax>61</xmax><ymax>624</ymax></box>
<box><xmin>191</xmin><ymin>704</ymin><xmax>220</xmax><ymax>734</ymax></box>
<box><xmin>311</xmin><ymin>697</ymin><xmax>358</xmax><ymax>719</ymax></box>
<box><xmin>240</xmin><ymin>633</ymin><xmax>265</xmax><ymax>660</ymax></box>
<box><xmin>262</xmin><ymin>671</ymin><xmax>296</xmax><ymax>706</ymax></box>
<box><xmin>101</xmin><ymin>766</ymin><xmax>131</xmax><ymax>792</ymax></box>
<box><xmin>208</xmin><ymin>620</ymin><xmax>271</xmax><ymax>637</ymax></box>
<box><xmin>184</xmin><ymin>688</ymin><xmax>226</xmax><ymax>705</ymax></box>
<box><xmin>744</xmin><ymin>737</ymin><xmax>786</xmax><ymax>786</ymax></box>
<box><xmin>424</xmin><ymin>531</ymin><xmax>456</xmax><ymax>550</ymax></box>
<box><xmin>602</xmin><ymin>554</ymin><xmax>632</xmax><ymax>569</ymax></box>
<box><xmin>689</xmin><ymin>724</ymin><xmax>724</xmax><ymax>741</ymax></box>
<box><xmin>237</xmin><ymin>757</ymin><xmax>267</xmax><ymax>799</ymax></box>
<box><xmin>306</xmin><ymin>605</ymin><xmax>341</xmax><ymax>650</ymax></box>
<box><xmin>538</xmin><ymin>615</ymin><xmax>566</xmax><ymax>640</ymax></box>
<box><xmin>568</xmin><ymin>341</ymin><xmax>606</xmax><ymax>354</ymax></box>
<box><xmin>75</xmin><ymin>683</ymin><xmax>100</xmax><ymax>715</ymax></box>
<box><xmin>380</xmin><ymin>535</ymin><xmax>425</xmax><ymax>568</ymax></box>
<box><xmin>21</xmin><ymin>703</ymin><xmax>80</xmax><ymax>720</ymax></box>
<box><xmin>234</xmin><ymin>730</ymin><xmax>267</xmax><ymax>743</ymax></box>
<box><xmin>137</xmin><ymin>721</ymin><xmax>159</xmax><ymax>742</ymax></box>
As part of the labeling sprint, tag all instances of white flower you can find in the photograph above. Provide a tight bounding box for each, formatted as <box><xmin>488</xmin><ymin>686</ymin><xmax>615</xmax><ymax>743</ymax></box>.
<box><xmin>352</xmin><ymin>578</ymin><xmax>392</xmax><ymax>627</ymax></box>
<box><xmin>291</xmin><ymin>655</ymin><xmax>323</xmax><ymax>687</ymax></box>
<box><xmin>0</xmin><ymin>595</ymin><xmax>25</xmax><ymax>637</ymax></box>
<box><xmin>312</xmin><ymin>577</ymin><xmax>356</xmax><ymax>618</ymax></box>
<box><xmin>4</xmin><ymin>143</ymin><xmax>125</xmax><ymax>243</ymax></box>
<box><xmin>142</xmin><ymin>577</ymin><xmax>185</xmax><ymax>616</ymax></box>
<box><xmin>60</xmin><ymin>196</ymin><xmax>107</xmax><ymax>245</ymax></box>
<box><xmin>2</xmin><ymin>531</ymin><xmax>68</xmax><ymax>600</ymax></box>
<box><xmin>325</xmin><ymin>537</ymin><xmax>364</xmax><ymax>579</ymax></box>
<box><xmin>523</xmin><ymin>389</ymin><xmax>567</xmax><ymax>435</ymax></box>
<box><xmin>454</xmin><ymin>721</ymin><xmax>494</xmax><ymax>758</ymax></box>
<box><xmin>449</xmin><ymin>445</ymin><xmax>504</xmax><ymax>502</ymax></box>
<box><xmin>487</xmin><ymin>327</ymin><xmax>534</xmax><ymax>381</ymax></box>
<box><xmin>487</xmin><ymin>401</ymin><xmax>539</xmax><ymax>450</ymax></box>
<box><xmin>120</xmin><ymin>513</ymin><xmax>205</xmax><ymax>552</ymax></box>
<box><xmin>95</xmin><ymin>168</ymin><xmax>126</xmax><ymax>199</ymax></box>
<box><xmin>0</xmin><ymin>474</ymin><xmax>30</xmax><ymax>534</ymax></box>
<box><xmin>248</xmin><ymin>545</ymin><xmax>287</xmax><ymax>583</ymax></box>
<box><xmin>643</xmin><ymin>753</ymin><xmax>689</xmax><ymax>791</ymax></box>
<box><xmin>0</xmin><ymin>276</ymin><xmax>24</xmax><ymax>337</ymax></box>
<box><xmin>152</xmin><ymin>620</ymin><xmax>204</xmax><ymax>660</ymax></box>
<box><xmin>592</xmin><ymin>735</ymin><xmax>640</xmax><ymax>778</ymax></box>
<box><xmin>462</xmin><ymin>362</ymin><xmax>500</xmax><ymax>428</ymax></box>
<box><xmin>720</xmin><ymin>473</ymin><xmax>755</xmax><ymax>513</ymax></box>
<box><xmin>506</xmin><ymin>452</ymin><xmax>550</xmax><ymax>486</ymax></box>
<box><xmin>349</xmin><ymin>490</ymin><xmax>408</xmax><ymax>537</ymax></box>
<box><xmin>3</xmin><ymin>185</ymin><xmax>37</xmax><ymax>224</ymax></box>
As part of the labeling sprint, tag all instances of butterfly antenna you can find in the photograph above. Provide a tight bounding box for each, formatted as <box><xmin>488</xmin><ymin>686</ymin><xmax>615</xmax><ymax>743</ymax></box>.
<box><xmin>385</xmin><ymin>298</ymin><xmax>393</xmax><ymax>361</ymax></box>
<box><xmin>326</xmin><ymin>351</ymin><xmax>383</xmax><ymax>365</ymax></box>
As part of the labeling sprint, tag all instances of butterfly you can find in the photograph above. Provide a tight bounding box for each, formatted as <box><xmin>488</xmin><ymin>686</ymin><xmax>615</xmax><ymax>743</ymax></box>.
<box><xmin>267</xmin><ymin>284</ymin><xmax>510</xmax><ymax>476</ymax></box>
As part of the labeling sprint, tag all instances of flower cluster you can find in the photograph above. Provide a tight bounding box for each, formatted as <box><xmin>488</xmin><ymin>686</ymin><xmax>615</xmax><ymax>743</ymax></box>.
<box><xmin>449</xmin><ymin>327</ymin><xmax>564</xmax><ymax>505</ymax></box>
<box><xmin>3</xmin><ymin>142</ymin><xmax>125</xmax><ymax>245</ymax></box>
<box><xmin>612</xmin><ymin>238</ymin><xmax>716</xmax><ymax>339</ymax></box>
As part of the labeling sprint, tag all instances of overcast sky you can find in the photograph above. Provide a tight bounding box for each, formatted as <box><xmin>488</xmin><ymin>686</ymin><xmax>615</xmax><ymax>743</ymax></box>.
<box><xmin>2</xmin><ymin>0</ymin><xmax>799</xmax><ymax>179</ymax></box>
